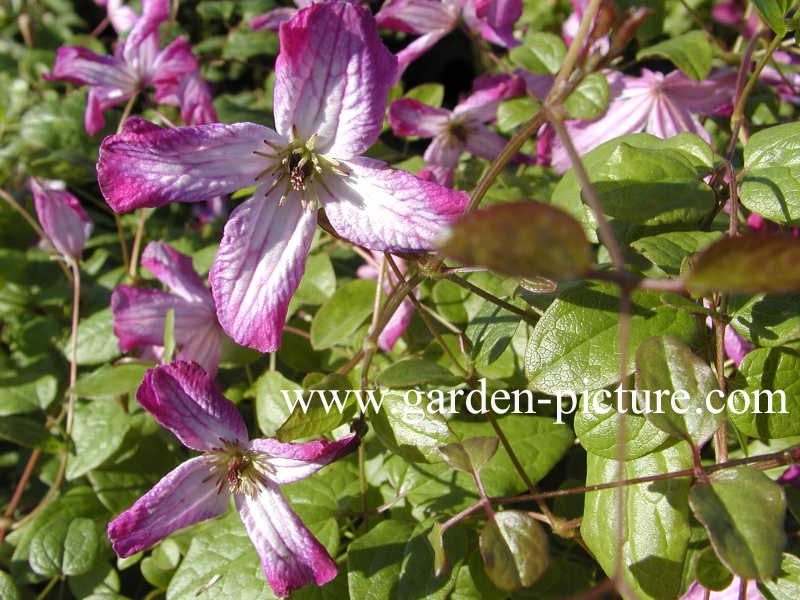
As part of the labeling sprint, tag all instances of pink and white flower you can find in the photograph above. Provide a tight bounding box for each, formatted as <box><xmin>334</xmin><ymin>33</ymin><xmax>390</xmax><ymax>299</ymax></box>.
<box><xmin>111</xmin><ymin>242</ymin><xmax>223</xmax><ymax>375</ymax></box>
<box><xmin>97</xmin><ymin>2</ymin><xmax>468</xmax><ymax>353</ymax></box>
<box><xmin>29</xmin><ymin>178</ymin><xmax>93</xmax><ymax>262</ymax></box>
<box><xmin>388</xmin><ymin>73</ymin><xmax>530</xmax><ymax>180</ymax></box>
<box><xmin>46</xmin><ymin>0</ymin><xmax>214</xmax><ymax>134</ymax></box>
<box><xmin>376</xmin><ymin>0</ymin><xmax>522</xmax><ymax>76</ymax></box>
<box><xmin>107</xmin><ymin>361</ymin><xmax>359</xmax><ymax>596</ymax></box>
<box><xmin>681</xmin><ymin>577</ymin><xmax>764</xmax><ymax>600</ymax></box>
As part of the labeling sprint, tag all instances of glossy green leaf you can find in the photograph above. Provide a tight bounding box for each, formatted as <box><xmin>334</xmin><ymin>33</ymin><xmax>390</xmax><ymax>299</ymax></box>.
<box><xmin>631</xmin><ymin>231</ymin><xmax>723</xmax><ymax>277</ymax></box>
<box><xmin>64</xmin><ymin>307</ymin><xmax>122</xmax><ymax>366</ymax></box>
<box><xmin>251</xmin><ymin>369</ymin><xmax>298</xmax><ymax>436</ymax></box>
<box><xmin>741</xmin><ymin>122</ymin><xmax>800</xmax><ymax>224</ymax></box>
<box><xmin>438</xmin><ymin>437</ymin><xmax>499</xmax><ymax>475</ymax></box>
<box><xmin>479</xmin><ymin>511</ymin><xmax>549</xmax><ymax>591</ymax></box>
<box><xmin>686</xmin><ymin>235</ymin><xmax>800</xmax><ymax>294</ymax></box>
<box><xmin>404</xmin><ymin>83</ymin><xmax>445</xmax><ymax>108</ymax></box>
<box><xmin>69</xmin><ymin>363</ymin><xmax>150</xmax><ymax>398</ymax></box>
<box><xmin>294</xmin><ymin>252</ymin><xmax>336</xmax><ymax>305</ymax></box>
<box><xmin>370</xmin><ymin>391</ymin><xmax>455</xmax><ymax>462</ymax></box>
<box><xmin>167</xmin><ymin>511</ymin><xmax>276</xmax><ymax>600</ymax></box>
<box><xmin>348</xmin><ymin>520</ymin><xmax>418</xmax><ymax>599</ymax></box>
<box><xmin>310</xmin><ymin>279</ymin><xmax>376</xmax><ymax>349</ymax></box>
<box><xmin>728</xmin><ymin>344</ymin><xmax>800</xmax><ymax>438</ymax></box>
<box><xmin>526</xmin><ymin>281</ymin><xmax>697</xmax><ymax>394</ymax></box>
<box><xmin>689</xmin><ymin>467</ymin><xmax>786</xmax><ymax>579</ymax></box>
<box><xmin>730</xmin><ymin>293</ymin><xmax>800</xmax><ymax>347</ymax></box>
<box><xmin>0</xmin><ymin>571</ymin><xmax>20</xmax><ymax>600</ymax></box>
<box><xmin>275</xmin><ymin>373</ymin><xmax>357</xmax><ymax>441</ymax></box>
<box><xmin>636</xmin><ymin>31</ymin><xmax>712</xmax><ymax>80</ymax></box>
<box><xmin>564</xmin><ymin>72</ymin><xmax>609</xmax><ymax>120</ymax></box>
<box><xmin>635</xmin><ymin>336</ymin><xmax>723</xmax><ymax>447</ymax></box>
<box><xmin>509</xmin><ymin>31</ymin><xmax>565</xmax><ymax>74</ymax></box>
<box><xmin>437</xmin><ymin>202</ymin><xmax>592</xmax><ymax>280</ymax></box>
<box><xmin>581</xmin><ymin>443</ymin><xmax>692</xmax><ymax>600</ymax></box>
<box><xmin>694</xmin><ymin>547</ymin><xmax>733</xmax><ymax>592</ymax></box>
<box><xmin>0</xmin><ymin>362</ymin><xmax>59</xmax><ymax>415</ymax></box>
<box><xmin>751</xmin><ymin>0</ymin><xmax>791</xmax><ymax>34</ymax></box>
<box><xmin>496</xmin><ymin>96</ymin><xmax>539</xmax><ymax>132</ymax></box>
<box><xmin>377</xmin><ymin>358</ymin><xmax>458</xmax><ymax>388</ymax></box>
<box><xmin>759</xmin><ymin>553</ymin><xmax>800</xmax><ymax>599</ymax></box>
<box><xmin>66</xmin><ymin>399</ymin><xmax>131</xmax><ymax>480</ymax></box>
<box><xmin>29</xmin><ymin>516</ymin><xmax>102</xmax><ymax>577</ymax></box>
<box><xmin>466</xmin><ymin>300</ymin><xmax>522</xmax><ymax>369</ymax></box>
<box><xmin>0</xmin><ymin>415</ymin><xmax>60</xmax><ymax>451</ymax></box>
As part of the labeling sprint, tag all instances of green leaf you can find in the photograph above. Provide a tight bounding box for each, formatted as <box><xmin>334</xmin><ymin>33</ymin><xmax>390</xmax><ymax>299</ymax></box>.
<box><xmin>451</xmin><ymin>414</ymin><xmax>574</xmax><ymax>496</ymax></box>
<box><xmin>294</xmin><ymin>252</ymin><xmax>336</xmax><ymax>305</ymax></box>
<box><xmin>29</xmin><ymin>516</ymin><xmax>102</xmax><ymax>577</ymax></box>
<box><xmin>479</xmin><ymin>511</ymin><xmax>549</xmax><ymax>591</ymax></box>
<box><xmin>689</xmin><ymin>467</ymin><xmax>786</xmax><ymax>579</ymax></box>
<box><xmin>0</xmin><ymin>360</ymin><xmax>59</xmax><ymax>415</ymax></box>
<box><xmin>741</xmin><ymin>122</ymin><xmax>800</xmax><ymax>225</ymax></box>
<box><xmin>581</xmin><ymin>443</ymin><xmax>692</xmax><ymax>600</ymax></box>
<box><xmin>438</xmin><ymin>437</ymin><xmax>499</xmax><ymax>475</ymax></box>
<box><xmin>632</xmin><ymin>231</ymin><xmax>723</xmax><ymax>277</ymax></box>
<box><xmin>0</xmin><ymin>570</ymin><xmax>20</xmax><ymax>600</ymax></box>
<box><xmin>0</xmin><ymin>415</ymin><xmax>60</xmax><ymax>451</ymax></box>
<box><xmin>64</xmin><ymin>308</ymin><xmax>122</xmax><ymax>366</ymax></box>
<box><xmin>348</xmin><ymin>520</ymin><xmax>418</xmax><ymax>599</ymax></box>
<box><xmin>728</xmin><ymin>344</ymin><xmax>800</xmax><ymax>438</ymax></box>
<box><xmin>509</xmin><ymin>31</ymin><xmax>566</xmax><ymax>74</ymax></box>
<box><xmin>275</xmin><ymin>373</ymin><xmax>357</xmax><ymax>441</ymax></box>
<box><xmin>163</xmin><ymin>308</ymin><xmax>176</xmax><ymax>363</ymax></box>
<box><xmin>310</xmin><ymin>279</ymin><xmax>376</xmax><ymax>349</ymax></box>
<box><xmin>694</xmin><ymin>547</ymin><xmax>733</xmax><ymax>592</ymax></box>
<box><xmin>574</xmin><ymin>393</ymin><xmax>673</xmax><ymax>460</ymax></box>
<box><xmin>751</xmin><ymin>0</ymin><xmax>791</xmax><ymax>34</ymax></box>
<box><xmin>564</xmin><ymin>72</ymin><xmax>609</xmax><ymax>120</ymax></box>
<box><xmin>251</xmin><ymin>370</ymin><xmax>297</xmax><ymax>436</ymax></box>
<box><xmin>437</xmin><ymin>202</ymin><xmax>592</xmax><ymax>280</ymax></box>
<box><xmin>759</xmin><ymin>553</ymin><xmax>800</xmax><ymax>599</ymax></box>
<box><xmin>222</xmin><ymin>28</ymin><xmax>279</xmax><ymax>61</ymax></box>
<box><xmin>592</xmin><ymin>143</ymin><xmax>715</xmax><ymax>226</ymax></box>
<box><xmin>730</xmin><ymin>293</ymin><xmax>800</xmax><ymax>347</ymax></box>
<box><xmin>167</xmin><ymin>512</ymin><xmax>276</xmax><ymax>600</ymax></box>
<box><xmin>526</xmin><ymin>281</ymin><xmax>697</xmax><ymax>394</ymax></box>
<box><xmin>431</xmin><ymin>280</ymin><xmax>469</xmax><ymax>324</ymax></box>
<box><xmin>370</xmin><ymin>391</ymin><xmax>456</xmax><ymax>462</ymax></box>
<box><xmin>496</xmin><ymin>96</ymin><xmax>539</xmax><ymax>132</ymax></box>
<box><xmin>635</xmin><ymin>336</ymin><xmax>724</xmax><ymax>447</ymax></box>
<box><xmin>404</xmin><ymin>83</ymin><xmax>445</xmax><ymax>108</ymax></box>
<box><xmin>636</xmin><ymin>31</ymin><xmax>712</xmax><ymax>80</ymax></box>
<box><xmin>466</xmin><ymin>300</ymin><xmax>522</xmax><ymax>370</ymax></box>
<box><xmin>426</xmin><ymin>522</ymin><xmax>449</xmax><ymax>577</ymax></box>
<box><xmin>70</xmin><ymin>363</ymin><xmax>150</xmax><ymax>399</ymax></box>
<box><xmin>377</xmin><ymin>358</ymin><xmax>458</xmax><ymax>388</ymax></box>
<box><xmin>686</xmin><ymin>235</ymin><xmax>800</xmax><ymax>294</ymax></box>
<box><xmin>67</xmin><ymin>399</ymin><xmax>131</xmax><ymax>480</ymax></box>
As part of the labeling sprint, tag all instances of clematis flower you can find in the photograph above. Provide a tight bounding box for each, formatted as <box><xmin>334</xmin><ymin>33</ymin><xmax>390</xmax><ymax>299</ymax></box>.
<box><xmin>107</xmin><ymin>361</ymin><xmax>359</xmax><ymax>596</ymax></box>
<box><xmin>97</xmin><ymin>2</ymin><xmax>468</xmax><ymax>353</ymax></box>
<box><xmin>681</xmin><ymin>577</ymin><xmax>764</xmax><ymax>599</ymax></box>
<box><xmin>29</xmin><ymin>178</ymin><xmax>93</xmax><ymax>263</ymax></box>
<box><xmin>357</xmin><ymin>252</ymin><xmax>416</xmax><ymax>351</ymax></box>
<box><xmin>388</xmin><ymin>74</ymin><xmax>530</xmax><ymax>180</ymax></box>
<box><xmin>538</xmin><ymin>68</ymin><xmax>736</xmax><ymax>172</ymax></box>
<box><xmin>45</xmin><ymin>0</ymin><xmax>213</xmax><ymax>134</ymax></box>
<box><xmin>375</xmin><ymin>0</ymin><xmax>521</xmax><ymax>77</ymax></box>
<box><xmin>111</xmin><ymin>241</ymin><xmax>223</xmax><ymax>375</ymax></box>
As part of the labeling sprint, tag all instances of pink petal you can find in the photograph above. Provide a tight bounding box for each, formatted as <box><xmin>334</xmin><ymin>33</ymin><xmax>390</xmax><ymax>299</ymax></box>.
<box><xmin>388</xmin><ymin>98</ymin><xmax>449</xmax><ymax>138</ymax></box>
<box><xmin>249</xmin><ymin>433</ymin><xmax>359</xmax><ymax>485</ymax></box>
<box><xmin>137</xmin><ymin>362</ymin><xmax>248</xmax><ymax>450</ymax></box>
<box><xmin>378</xmin><ymin>295</ymin><xmax>415</xmax><ymax>351</ymax></box>
<box><xmin>464</xmin><ymin>0</ymin><xmax>521</xmax><ymax>47</ymax></box>
<box><xmin>319</xmin><ymin>157</ymin><xmax>468</xmax><ymax>251</ymax></box>
<box><xmin>680</xmin><ymin>578</ymin><xmax>764</xmax><ymax>600</ymax></box>
<box><xmin>44</xmin><ymin>46</ymin><xmax>136</xmax><ymax>91</ymax></box>
<box><xmin>418</xmin><ymin>164</ymin><xmax>454</xmax><ymax>187</ymax></box>
<box><xmin>777</xmin><ymin>464</ymin><xmax>800</xmax><ymax>488</ymax></box>
<box><xmin>29</xmin><ymin>178</ymin><xmax>93</xmax><ymax>261</ymax></box>
<box><xmin>463</xmin><ymin>124</ymin><xmax>518</xmax><ymax>162</ymax></box>
<box><xmin>454</xmin><ymin>73</ymin><xmax>525</xmax><ymax>123</ymax></box>
<box><xmin>175</xmin><ymin>71</ymin><xmax>218</xmax><ymax>125</ymax></box>
<box><xmin>97</xmin><ymin>117</ymin><xmax>278</xmax><ymax>212</ymax></box>
<box><xmin>394</xmin><ymin>29</ymin><xmax>449</xmax><ymax>76</ymax></box>
<box><xmin>104</xmin><ymin>0</ymin><xmax>138</xmax><ymax>34</ymax></box>
<box><xmin>375</xmin><ymin>0</ymin><xmax>457</xmax><ymax>34</ymax></box>
<box><xmin>122</xmin><ymin>0</ymin><xmax>169</xmax><ymax>64</ymax></box>
<box><xmin>236</xmin><ymin>484</ymin><xmax>337</xmax><ymax>596</ymax></box>
<box><xmin>660</xmin><ymin>68</ymin><xmax>737</xmax><ymax>114</ymax></box>
<box><xmin>141</xmin><ymin>241</ymin><xmax>210</xmax><ymax>304</ymax></box>
<box><xmin>251</xmin><ymin>7</ymin><xmax>299</xmax><ymax>31</ymax></box>
<box><xmin>273</xmin><ymin>2</ymin><xmax>397</xmax><ymax>159</ymax></box>
<box><xmin>107</xmin><ymin>456</ymin><xmax>229</xmax><ymax>557</ymax></box>
<box><xmin>209</xmin><ymin>189</ymin><xmax>317</xmax><ymax>352</ymax></box>
<box><xmin>724</xmin><ymin>325</ymin><xmax>754</xmax><ymax>367</ymax></box>
<box><xmin>423</xmin><ymin>133</ymin><xmax>464</xmax><ymax>169</ymax></box>
<box><xmin>150</xmin><ymin>37</ymin><xmax>199</xmax><ymax>104</ymax></box>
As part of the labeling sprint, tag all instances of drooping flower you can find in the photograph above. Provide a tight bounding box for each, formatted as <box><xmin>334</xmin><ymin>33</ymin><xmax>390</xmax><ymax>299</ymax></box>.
<box><xmin>97</xmin><ymin>2</ymin><xmax>468</xmax><ymax>353</ymax></box>
<box><xmin>533</xmin><ymin>68</ymin><xmax>736</xmax><ymax>173</ymax></box>
<box><xmin>107</xmin><ymin>361</ymin><xmax>359</xmax><ymax>596</ymax></box>
<box><xmin>388</xmin><ymin>74</ymin><xmax>530</xmax><ymax>181</ymax></box>
<box><xmin>29</xmin><ymin>178</ymin><xmax>93</xmax><ymax>262</ymax></box>
<box><xmin>680</xmin><ymin>577</ymin><xmax>765</xmax><ymax>600</ymax></box>
<box><xmin>111</xmin><ymin>241</ymin><xmax>223</xmax><ymax>375</ymax></box>
<box><xmin>357</xmin><ymin>252</ymin><xmax>416</xmax><ymax>351</ymax></box>
<box><xmin>375</xmin><ymin>0</ymin><xmax>522</xmax><ymax>77</ymax></box>
<box><xmin>45</xmin><ymin>0</ymin><xmax>215</xmax><ymax>134</ymax></box>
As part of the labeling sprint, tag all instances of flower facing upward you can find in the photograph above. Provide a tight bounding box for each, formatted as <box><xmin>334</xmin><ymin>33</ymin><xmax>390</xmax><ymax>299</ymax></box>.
<box><xmin>97</xmin><ymin>2</ymin><xmax>468</xmax><ymax>353</ymax></box>
<box><xmin>29</xmin><ymin>178</ymin><xmax>93</xmax><ymax>262</ymax></box>
<box><xmin>45</xmin><ymin>0</ymin><xmax>213</xmax><ymax>134</ymax></box>
<box><xmin>107</xmin><ymin>361</ymin><xmax>359</xmax><ymax>596</ymax></box>
<box><xmin>111</xmin><ymin>241</ymin><xmax>223</xmax><ymax>375</ymax></box>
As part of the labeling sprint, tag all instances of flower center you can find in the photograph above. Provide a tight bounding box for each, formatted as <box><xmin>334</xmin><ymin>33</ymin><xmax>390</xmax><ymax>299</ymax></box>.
<box><xmin>204</xmin><ymin>439</ymin><xmax>274</xmax><ymax>497</ymax></box>
<box><xmin>253</xmin><ymin>131</ymin><xmax>350</xmax><ymax>207</ymax></box>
